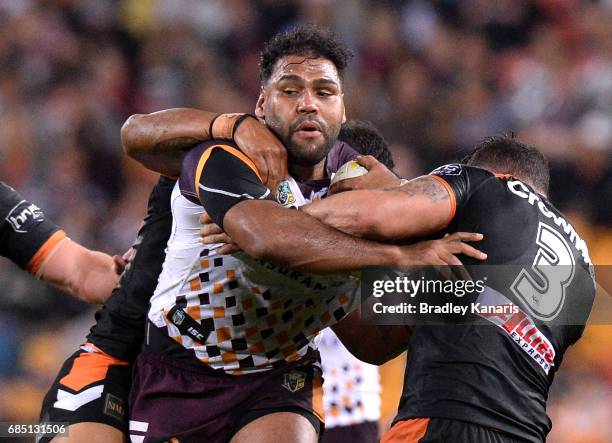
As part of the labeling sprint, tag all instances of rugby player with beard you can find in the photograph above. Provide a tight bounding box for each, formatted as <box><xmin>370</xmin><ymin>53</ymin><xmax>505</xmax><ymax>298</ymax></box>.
<box><xmin>39</xmin><ymin>26</ymin><xmax>484</xmax><ymax>443</ymax></box>
<box><xmin>126</xmin><ymin>26</ymin><xmax>485</xmax><ymax>443</ymax></box>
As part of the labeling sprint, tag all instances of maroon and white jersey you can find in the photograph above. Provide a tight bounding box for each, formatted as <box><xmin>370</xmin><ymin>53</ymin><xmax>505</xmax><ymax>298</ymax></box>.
<box><xmin>148</xmin><ymin>140</ymin><xmax>361</xmax><ymax>374</ymax></box>
<box><xmin>318</xmin><ymin>328</ymin><xmax>381</xmax><ymax>427</ymax></box>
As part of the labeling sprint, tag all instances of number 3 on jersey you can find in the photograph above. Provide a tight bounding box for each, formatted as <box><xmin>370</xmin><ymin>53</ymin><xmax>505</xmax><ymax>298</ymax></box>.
<box><xmin>511</xmin><ymin>222</ymin><xmax>575</xmax><ymax>321</ymax></box>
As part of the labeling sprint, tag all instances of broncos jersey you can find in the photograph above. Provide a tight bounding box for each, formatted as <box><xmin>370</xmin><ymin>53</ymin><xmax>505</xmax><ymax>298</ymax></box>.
<box><xmin>0</xmin><ymin>181</ymin><xmax>66</xmax><ymax>275</ymax></box>
<box><xmin>394</xmin><ymin>164</ymin><xmax>596</xmax><ymax>442</ymax></box>
<box><xmin>147</xmin><ymin>140</ymin><xmax>361</xmax><ymax>374</ymax></box>
<box><xmin>318</xmin><ymin>328</ymin><xmax>381</xmax><ymax>428</ymax></box>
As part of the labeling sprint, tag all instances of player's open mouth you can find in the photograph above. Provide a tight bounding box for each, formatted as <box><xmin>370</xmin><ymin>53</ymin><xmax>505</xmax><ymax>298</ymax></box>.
<box><xmin>294</xmin><ymin>121</ymin><xmax>323</xmax><ymax>138</ymax></box>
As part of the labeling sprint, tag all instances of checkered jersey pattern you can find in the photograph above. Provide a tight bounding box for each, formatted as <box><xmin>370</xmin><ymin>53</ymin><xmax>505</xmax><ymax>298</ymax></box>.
<box><xmin>148</xmin><ymin>182</ymin><xmax>359</xmax><ymax>374</ymax></box>
<box><xmin>318</xmin><ymin>328</ymin><xmax>381</xmax><ymax>427</ymax></box>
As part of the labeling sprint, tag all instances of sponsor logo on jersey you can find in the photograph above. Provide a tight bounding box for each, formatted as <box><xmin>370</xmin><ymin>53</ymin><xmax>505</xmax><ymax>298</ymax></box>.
<box><xmin>187</xmin><ymin>326</ymin><xmax>204</xmax><ymax>341</ymax></box>
<box><xmin>430</xmin><ymin>163</ymin><xmax>462</xmax><ymax>176</ymax></box>
<box><xmin>6</xmin><ymin>200</ymin><xmax>44</xmax><ymax>233</ymax></box>
<box><xmin>167</xmin><ymin>305</ymin><xmax>211</xmax><ymax>344</ymax></box>
<box><xmin>171</xmin><ymin>308</ymin><xmax>186</xmax><ymax>325</ymax></box>
<box><xmin>104</xmin><ymin>393</ymin><xmax>126</xmax><ymax>420</ymax></box>
<box><xmin>476</xmin><ymin>287</ymin><xmax>556</xmax><ymax>374</ymax></box>
<box><xmin>277</xmin><ymin>182</ymin><xmax>296</xmax><ymax>206</ymax></box>
<box><xmin>282</xmin><ymin>370</ymin><xmax>306</xmax><ymax>392</ymax></box>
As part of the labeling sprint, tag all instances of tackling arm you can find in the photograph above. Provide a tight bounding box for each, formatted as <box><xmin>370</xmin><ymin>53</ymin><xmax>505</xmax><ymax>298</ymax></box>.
<box><xmin>303</xmin><ymin>175</ymin><xmax>454</xmax><ymax>241</ymax></box>
<box><xmin>121</xmin><ymin>108</ymin><xmax>216</xmax><ymax>176</ymax></box>
<box><xmin>121</xmin><ymin>108</ymin><xmax>287</xmax><ymax>190</ymax></box>
<box><xmin>196</xmin><ymin>145</ymin><xmax>480</xmax><ymax>273</ymax></box>
<box><xmin>223</xmin><ymin>199</ymin><xmax>406</xmax><ymax>273</ymax></box>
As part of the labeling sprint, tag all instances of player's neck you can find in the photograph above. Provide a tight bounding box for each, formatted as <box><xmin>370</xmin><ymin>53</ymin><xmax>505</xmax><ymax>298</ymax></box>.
<box><xmin>289</xmin><ymin>161</ymin><xmax>326</xmax><ymax>181</ymax></box>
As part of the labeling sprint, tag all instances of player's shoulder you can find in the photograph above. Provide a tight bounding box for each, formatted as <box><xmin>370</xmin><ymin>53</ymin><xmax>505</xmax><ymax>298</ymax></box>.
<box><xmin>325</xmin><ymin>141</ymin><xmax>359</xmax><ymax>176</ymax></box>
<box><xmin>181</xmin><ymin>140</ymin><xmax>242</xmax><ymax>178</ymax></box>
<box><xmin>429</xmin><ymin>163</ymin><xmax>499</xmax><ymax>198</ymax></box>
<box><xmin>179</xmin><ymin>139</ymin><xmax>255</xmax><ymax>204</ymax></box>
<box><xmin>429</xmin><ymin>163</ymin><xmax>493</xmax><ymax>180</ymax></box>
<box><xmin>183</xmin><ymin>140</ymin><xmax>241</xmax><ymax>164</ymax></box>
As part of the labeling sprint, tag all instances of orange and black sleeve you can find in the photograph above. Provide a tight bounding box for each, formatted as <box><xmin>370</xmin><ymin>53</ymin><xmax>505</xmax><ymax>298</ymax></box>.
<box><xmin>0</xmin><ymin>181</ymin><xmax>66</xmax><ymax>274</ymax></box>
<box><xmin>428</xmin><ymin>163</ymin><xmax>495</xmax><ymax>227</ymax></box>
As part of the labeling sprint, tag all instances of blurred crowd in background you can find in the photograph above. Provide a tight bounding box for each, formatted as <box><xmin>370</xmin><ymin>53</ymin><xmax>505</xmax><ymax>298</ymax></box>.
<box><xmin>0</xmin><ymin>1</ymin><xmax>610</xmax><ymax>441</ymax></box>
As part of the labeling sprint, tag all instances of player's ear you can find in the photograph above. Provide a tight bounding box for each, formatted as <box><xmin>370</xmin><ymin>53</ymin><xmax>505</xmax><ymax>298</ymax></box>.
<box><xmin>255</xmin><ymin>88</ymin><xmax>265</xmax><ymax>122</ymax></box>
<box><xmin>341</xmin><ymin>97</ymin><xmax>346</xmax><ymax>124</ymax></box>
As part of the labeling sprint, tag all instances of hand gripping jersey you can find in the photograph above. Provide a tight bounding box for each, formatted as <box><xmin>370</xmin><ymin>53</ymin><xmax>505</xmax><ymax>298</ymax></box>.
<box><xmin>318</xmin><ymin>328</ymin><xmax>381</xmax><ymax>428</ymax></box>
<box><xmin>147</xmin><ymin>140</ymin><xmax>361</xmax><ymax>374</ymax></box>
<box><xmin>0</xmin><ymin>181</ymin><xmax>67</xmax><ymax>275</ymax></box>
<box><xmin>394</xmin><ymin>165</ymin><xmax>596</xmax><ymax>442</ymax></box>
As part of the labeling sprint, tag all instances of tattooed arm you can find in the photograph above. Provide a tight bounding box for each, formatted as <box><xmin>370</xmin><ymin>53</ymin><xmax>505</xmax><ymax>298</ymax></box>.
<box><xmin>302</xmin><ymin>176</ymin><xmax>453</xmax><ymax>241</ymax></box>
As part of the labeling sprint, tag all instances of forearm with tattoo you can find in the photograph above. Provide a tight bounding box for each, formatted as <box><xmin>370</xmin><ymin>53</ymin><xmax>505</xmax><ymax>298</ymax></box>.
<box><xmin>121</xmin><ymin>108</ymin><xmax>217</xmax><ymax>176</ymax></box>
<box><xmin>398</xmin><ymin>176</ymin><xmax>449</xmax><ymax>201</ymax></box>
<box><xmin>302</xmin><ymin>176</ymin><xmax>453</xmax><ymax>240</ymax></box>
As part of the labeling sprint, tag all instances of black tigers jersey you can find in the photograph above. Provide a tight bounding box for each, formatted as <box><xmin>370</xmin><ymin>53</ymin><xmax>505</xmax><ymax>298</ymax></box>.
<box><xmin>394</xmin><ymin>164</ymin><xmax>596</xmax><ymax>442</ymax></box>
<box><xmin>0</xmin><ymin>181</ymin><xmax>66</xmax><ymax>275</ymax></box>
<box><xmin>86</xmin><ymin>176</ymin><xmax>176</xmax><ymax>362</ymax></box>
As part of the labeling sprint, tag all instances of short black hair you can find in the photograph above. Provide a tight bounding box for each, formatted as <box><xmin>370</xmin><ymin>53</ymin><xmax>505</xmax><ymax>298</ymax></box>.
<box><xmin>462</xmin><ymin>135</ymin><xmax>550</xmax><ymax>194</ymax></box>
<box><xmin>339</xmin><ymin>120</ymin><xmax>395</xmax><ymax>169</ymax></box>
<box><xmin>259</xmin><ymin>24</ymin><xmax>353</xmax><ymax>83</ymax></box>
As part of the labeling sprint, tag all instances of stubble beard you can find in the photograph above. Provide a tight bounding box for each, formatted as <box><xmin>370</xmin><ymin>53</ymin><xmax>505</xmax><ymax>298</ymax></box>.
<box><xmin>266</xmin><ymin>117</ymin><xmax>339</xmax><ymax>167</ymax></box>
<box><xmin>285</xmin><ymin>133</ymin><xmax>336</xmax><ymax>166</ymax></box>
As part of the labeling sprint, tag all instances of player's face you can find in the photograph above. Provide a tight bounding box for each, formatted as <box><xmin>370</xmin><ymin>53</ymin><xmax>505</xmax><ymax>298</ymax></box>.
<box><xmin>256</xmin><ymin>55</ymin><xmax>346</xmax><ymax>167</ymax></box>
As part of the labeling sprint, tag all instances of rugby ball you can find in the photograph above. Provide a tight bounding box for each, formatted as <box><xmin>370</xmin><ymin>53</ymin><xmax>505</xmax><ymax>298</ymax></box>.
<box><xmin>330</xmin><ymin>160</ymin><xmax>368</xmax><ymax>186</ymax></box>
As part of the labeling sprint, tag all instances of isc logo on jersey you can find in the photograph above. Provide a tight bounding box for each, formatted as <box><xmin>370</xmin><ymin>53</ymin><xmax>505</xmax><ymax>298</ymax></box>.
<box><xmin>6</xmin><ymin>200</ymin><xmax>44</xmax><ymax>233</ymax></box>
